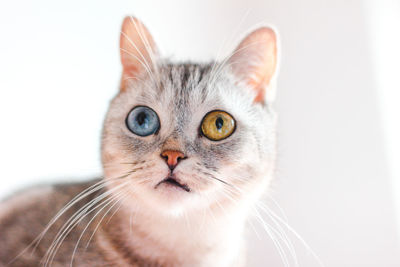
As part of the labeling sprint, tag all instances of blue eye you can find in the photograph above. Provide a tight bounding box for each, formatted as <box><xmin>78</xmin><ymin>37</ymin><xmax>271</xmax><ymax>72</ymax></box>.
<box><xmin>126</xmin><ymin>106</ymin><xmax>160</xmax><ymax>136</ymax></box>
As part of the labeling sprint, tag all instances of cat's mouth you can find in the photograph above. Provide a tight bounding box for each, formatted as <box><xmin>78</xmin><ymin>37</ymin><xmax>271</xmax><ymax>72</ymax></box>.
<box><xmin>155</xmin><ymin>175</ymin><xmax>191</xmax><ymax>192</ymax></box>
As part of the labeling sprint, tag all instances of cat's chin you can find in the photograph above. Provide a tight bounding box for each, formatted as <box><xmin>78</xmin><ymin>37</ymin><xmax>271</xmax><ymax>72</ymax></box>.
<box><xmin>152</xmin><ymin>179</ymin><xmax>192</xmax><ymax>203</ymax></box>
<box><xmin>139</xmin><ymin>176</ymin><xmax>204</xmax><ymax>215</ymax></box>
<box><xmin>155</xmin><ymin>175</ymin><xmax>191</xmax><ymax>193</ymax></box>
<box><xmin>143</xmin><ymin>190</ymin><xmax>198</xmax><ymax>218</ymax></box>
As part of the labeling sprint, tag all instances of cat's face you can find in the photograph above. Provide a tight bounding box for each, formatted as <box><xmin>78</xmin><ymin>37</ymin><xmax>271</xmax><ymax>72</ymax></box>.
<box><xmin>101</xmin><ymin>17</ymin><xmax>278</xmax><ymax>217</ymax></box>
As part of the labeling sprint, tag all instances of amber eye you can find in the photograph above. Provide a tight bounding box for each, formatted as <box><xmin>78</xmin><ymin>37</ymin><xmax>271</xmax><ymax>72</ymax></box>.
<box><xmin>201</xmin><ymin>110</ymin><xmax>236</xmax><ymax>141</ymax></box>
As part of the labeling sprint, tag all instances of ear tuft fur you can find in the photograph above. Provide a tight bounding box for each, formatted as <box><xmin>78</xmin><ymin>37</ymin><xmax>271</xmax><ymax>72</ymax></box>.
<box><xmin>120</xmin><ymin>16</ymin><xmax>158</xmax><ymax>89</ymax></box>
<box><xmin>228</xmin><ymin>27</ymin><xmax>279</xmax><ymax>103</ymax></box>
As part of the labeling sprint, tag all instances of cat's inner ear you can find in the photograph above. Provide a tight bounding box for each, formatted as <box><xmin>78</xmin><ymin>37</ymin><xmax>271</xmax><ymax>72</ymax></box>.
<box><xmin>228</xmin><ymin>27</ymin><xmax>278</xmax><ymax>103</ymax></box>
<box><xmin>120</xmin><ymin>16</ymin><xmax>158</xmax><ymax>89</ymax></box>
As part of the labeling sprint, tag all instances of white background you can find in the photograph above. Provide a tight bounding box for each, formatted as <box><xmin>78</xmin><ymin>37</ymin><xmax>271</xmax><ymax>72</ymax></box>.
<box><xmin>0</xmin><ymin>0</ymin><xmax>399</xmax><ymax>266</ymax></box>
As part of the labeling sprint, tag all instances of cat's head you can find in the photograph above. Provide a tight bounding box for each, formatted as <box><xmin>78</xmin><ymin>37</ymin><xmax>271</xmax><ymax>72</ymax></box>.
<box><xmin>101</xmin><ymin>17</ymin><xmax>279</xmax><ymax>217</ymax></box>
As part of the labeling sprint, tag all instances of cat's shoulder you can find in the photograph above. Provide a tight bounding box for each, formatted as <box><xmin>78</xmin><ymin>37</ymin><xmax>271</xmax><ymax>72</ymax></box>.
<box><xmin>0</xmin><ymin>179</ymin><xmax>101</xmax><ymax>265</ymax></box>
<box><xmin>0</xmin><ymin>185</ymin><xmax>53</xmax><ymax>220</ymax></box>
<box><xmin>0</xmin><ymin>179</ymin><xmax>98</xmax><ymax>220</ymax></box>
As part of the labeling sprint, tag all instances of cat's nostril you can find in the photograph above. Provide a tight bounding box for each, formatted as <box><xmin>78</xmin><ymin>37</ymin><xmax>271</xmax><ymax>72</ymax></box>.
<box><xmin>160</xmin><ymin>150</ymin><xmax>186</xmax><ymax>170</ymax></box>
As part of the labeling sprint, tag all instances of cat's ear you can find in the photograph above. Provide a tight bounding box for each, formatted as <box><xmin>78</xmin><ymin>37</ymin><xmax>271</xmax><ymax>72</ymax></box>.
<box><xmin>120</xmin><ymin>16</ymin><xmax>158</xmax><ymax>89</ymax></box>
<box><xmin>228</xmin><ymin>27</ymin><xmax>279</xmax><ymax>103</ymax></box>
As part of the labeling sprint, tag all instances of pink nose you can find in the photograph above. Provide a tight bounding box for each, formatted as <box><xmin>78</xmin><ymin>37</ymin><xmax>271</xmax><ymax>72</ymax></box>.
<box><xmin>161</xmin><ymin>150</ymin><xmax>185</xmax><ymax>170</ymax></box>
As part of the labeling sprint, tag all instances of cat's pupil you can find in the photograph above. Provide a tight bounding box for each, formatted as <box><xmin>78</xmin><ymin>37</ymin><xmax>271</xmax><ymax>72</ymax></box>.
<box><xmin>215</xmin><ymin>117</ymin><xmax>224</xmax><ymax>130</ymax></box>
<box><xmin>136</xmin><ymin>112</ymin><xmax>148</xmax><ymax>128</ymax></box>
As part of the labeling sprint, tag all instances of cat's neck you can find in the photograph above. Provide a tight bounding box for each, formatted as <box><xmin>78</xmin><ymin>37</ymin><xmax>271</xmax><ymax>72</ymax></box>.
<box><xmin>98</xmin><ymin>200</ymin><xmax>248</xmax><ymax>267</ymax></box>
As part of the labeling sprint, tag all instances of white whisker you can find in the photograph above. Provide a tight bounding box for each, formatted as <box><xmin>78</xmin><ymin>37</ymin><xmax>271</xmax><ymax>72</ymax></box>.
<box><xmin>43</xmin><ymin>181</ymin><xmax>131</xmax><ymax>266</ymax></box>
<box><xmin>252</xmin><ymin>205</ymin><xmax>291</xmax><ymax>267</ymax></box>
<box><xmin>8</xmin><ymin>171</ymin><xmax>135</xmax><ymax>266</ymax></box>
<box><xmin>257</xmin><ymin>202</ymin><xmax>325</xmax><ymax>267</ymax></box>
<box><xmin>70</xmin><ymin>189</ymin><xmax>130</xmax><ymax>266</ymax></box>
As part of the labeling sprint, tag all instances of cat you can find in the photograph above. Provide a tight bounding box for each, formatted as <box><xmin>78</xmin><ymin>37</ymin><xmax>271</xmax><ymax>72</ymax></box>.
<box><xmin>0</xmin><ymin>16</ymin><xmax>278</xmax><ymax>267</ymax></box>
